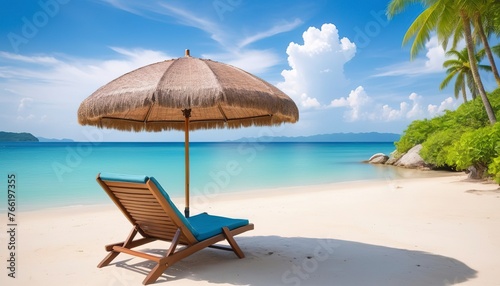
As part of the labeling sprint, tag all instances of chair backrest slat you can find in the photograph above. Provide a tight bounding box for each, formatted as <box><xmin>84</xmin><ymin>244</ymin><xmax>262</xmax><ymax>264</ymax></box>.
<box><xmin>97</xmin><ymin>174</ymin><xmax>197</xmax><ymax>245</ymax></box>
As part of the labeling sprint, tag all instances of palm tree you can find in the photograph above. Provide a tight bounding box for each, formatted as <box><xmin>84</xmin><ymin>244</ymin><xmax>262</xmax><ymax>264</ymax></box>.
<box><xmin>459</xmin><ymin>5</ymin><xmax>496</xmax><ymax>123</ymax></box>
<box><xmin>387</xmin><ymin>0</ymin><xmax>497</xmax><ymax>124</ymax></box>
<box><xmin>440</xmin><ymin>48</ymin><xmax>492</xmax><ymax>103</ymax></box>
<box><xmin>443</xmin><ymin>0</ymin><xmax>500</xmax><ymax>86</ymax></box>
<box><xmin>446</xmin><ymin>0</ymin><xmax>500</xmax><ymax>87</ymax></box>
<box><xmin>472</xmin><ymin>0</ymin><xmax>500</xmax><ymax>87</ymax></box>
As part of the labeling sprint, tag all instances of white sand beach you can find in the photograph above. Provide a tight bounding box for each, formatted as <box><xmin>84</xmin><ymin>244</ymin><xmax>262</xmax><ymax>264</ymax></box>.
<box><xmin>1</xmin><ymin>172</ymin><xmax>499</xmax><ymax>285</ymax></box>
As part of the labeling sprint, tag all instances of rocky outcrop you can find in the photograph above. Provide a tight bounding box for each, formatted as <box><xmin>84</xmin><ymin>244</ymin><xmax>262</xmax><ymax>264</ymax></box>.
<box><xmin>368</xmin><ymin>153</ymin><xmax>389</xmax><ymax>164</ymax></box>
<box><xmin>385</xmin><ymin>150</ymin><xmax>401</xmax><ymax>165</ymax></box>
<box><xmin>368</xmin><ymin>144</ymin><xmax>430</xmax><ymax>169</ymax></box>
<box><xmin>394</xmin><ymin>144</ymin><xmax>427</xmax><ymax>168</ymax></box>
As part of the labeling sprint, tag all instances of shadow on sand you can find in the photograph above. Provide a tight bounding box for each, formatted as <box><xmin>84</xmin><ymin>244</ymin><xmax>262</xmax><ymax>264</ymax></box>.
<box><xmin>109</xmin><ymin>236</ymin><xmax>476</xmax><ymax>285</ymax></box>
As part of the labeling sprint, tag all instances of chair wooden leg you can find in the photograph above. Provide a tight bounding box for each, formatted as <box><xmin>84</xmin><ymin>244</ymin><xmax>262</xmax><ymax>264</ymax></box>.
<box><xmin>142</xmin><ymin>229</ymin><xmax>181</xmax><ymax>285</ymax></box>
<box><xmin>143</xmin><ymin>263</ymin><xmax>168</xmax><ymax>285</ymax></box>
<box><xmin>165</xmin><ymin>229</ymin><xmax>181</xmax><ymax>257</ymax></box>
<box><xmin>98</xmin><ymin>225</ymin><xmax>139</xmax><ymax>268</ymax></box>
<box><xmin>98</xmin><ymin>251</ymin><xmax>120</xmax><ymax>268</ymax></box>
<box><xmin>222</xmin><ymin>227</ymin><xmax>245</xmax><ymax>258</ymax></box>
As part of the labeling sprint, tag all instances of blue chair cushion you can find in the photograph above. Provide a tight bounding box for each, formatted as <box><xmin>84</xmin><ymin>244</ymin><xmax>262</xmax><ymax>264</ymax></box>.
<box><xmin>187</xmin><ymin>213</ymin><xmax>249</xmax><ymax>241</ymax></box>
<box><xmin>149</xmin><ymin>177</ymin><xmax>200</xmax><ymax>238</ymax></box>
<box><xmin>100</xmin><ymin>172</ymin><xmax>148</xmax><ymax>184</ymax></box>
<box><xmin>151</xmin><ymin>177</ymin><xmax>249</xmax><ymax>241</ymax></box>
<box><xmin>100</xmin><ymin>173</ymin><xmax>249</xmax><ymax>242</ymax></box>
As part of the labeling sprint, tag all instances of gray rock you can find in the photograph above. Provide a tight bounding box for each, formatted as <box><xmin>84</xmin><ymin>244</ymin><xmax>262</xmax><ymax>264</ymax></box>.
<box><xmin>394</xmin><ymin>144</ymin><xmax>426</xmax><ymax>168</ymax></box>
<box><xmin>466</xmin><ymin>165</ymin><xmax>487</xmax><ymax>179</ymax></box>
<box><xmin>385</xmin><ymin>150</ymin><xmax>402</xmax><ymax>165</ymax></box>
<box><xmin>368</xmin><ymin>153</ymin><xmax>389</xmax><ymax>164</ymax></box>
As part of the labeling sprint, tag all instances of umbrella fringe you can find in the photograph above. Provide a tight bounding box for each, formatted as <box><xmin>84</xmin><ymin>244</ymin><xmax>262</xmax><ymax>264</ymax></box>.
<box><xmin>79</xmin><ymin>115</ymin><xmax>295</xmax><ymax>132</ymax></box>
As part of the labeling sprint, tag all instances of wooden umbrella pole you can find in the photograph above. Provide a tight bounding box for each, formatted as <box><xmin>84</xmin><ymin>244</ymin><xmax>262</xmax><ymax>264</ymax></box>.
<box><xmin>182</xmin><ymin>109</ymin><xmax>192</xmax><ymax>218</ymax></box>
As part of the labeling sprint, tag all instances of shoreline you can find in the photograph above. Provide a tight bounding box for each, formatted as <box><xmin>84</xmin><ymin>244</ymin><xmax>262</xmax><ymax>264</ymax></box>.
<box><xmin>14</xmin><ymin>171</ymin><xmax>467</xmax><ymax>220</ymax></box>
<box><xmin>1</xmin><ymin>173</ymin><xmax>499</xmax><ymax>285</ymax></box>
<box><xmin>14</xmin><ymin>170</ymin><xmax>488</xmax><ymax>217</ymax></box>
<box><xmin>6</xmin><ymin>167</ymin><xmax>460</xmax><ymax>214</ymax></box>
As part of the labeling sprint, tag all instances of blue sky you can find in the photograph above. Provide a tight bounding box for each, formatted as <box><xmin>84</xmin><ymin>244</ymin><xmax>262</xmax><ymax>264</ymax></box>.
<box><xmin>0</xmin><ymin>0</ymin><xmax>498</xmax><ymax>142</ymax></box>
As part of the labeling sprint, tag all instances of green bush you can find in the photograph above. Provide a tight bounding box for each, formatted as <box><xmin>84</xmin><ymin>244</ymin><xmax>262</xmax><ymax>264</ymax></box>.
<box><xmin>444</xmin><ymin>95</ymin><xmax>492</xmax><ymax>129</ymax></box>
<box><xmin>395</xmin><ymin>88</ymin><xmax>500</xmax><ymax>180</ymax></box>
<box><xmin>488</xmin><ymin>156</ymin><xmax>500</xmax><ymax>183</ymax></box>
<box><xmin>396</xmin><ymin>119</ymin><xmax>436</xmax><ymax>153</ymax></box>
<box><xmin>421</xmin><ymin>128</ymin><xmax>465</xmax><ymax>168</ymax></box>
<box><xmin>446</xmin><ymin>123</ymin><xmax>500</xmax><ymax>176</ymax></box>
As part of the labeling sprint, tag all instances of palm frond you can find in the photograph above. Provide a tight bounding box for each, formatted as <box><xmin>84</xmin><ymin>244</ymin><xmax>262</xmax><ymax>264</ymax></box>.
<box><xmin>492</xmin><ymin>44</ymin><xmax>500</xmax><ymax>57</ymax></box>
<box><xmin>387</xmin><ymin>0</ymin><xmax>437</xmax><ymax>19</ymax></box>
<box><xmin>443</xmin><ymin>59</ymin><xmax>463</xmax><ymax>68</ymax></box>
<box><xmin>437</xmin><ymin>0</ymin><xmax>461</xmax><ymax>49</ymax></box>
<box><xmin>465</xmin><ymin>72</ymin><xmax>479</xmax><ymax>99</ymax></box>
<box><xmin>445</xmin><ymin>49</ymin><xmax>463</xmax><ymax>58</ymax></box>
<box><xmin>477</xmin><ymin>64</ymin><xmax>492</xmax><ymax>72</ymax></box>
<box><xmin>440</xmin><ymin>69</ymin><xmax>458</xmax><ymax>89</ymax></box>
<box><xmin>403</xmin><ymin>2</ymin><xmax>441</xmax><ymax>59</ymax></box>
<box><xmin>476</xmin><ymin>48</ymin><xmax>486</xmax><ymax>60</ymax></box>
<box><xmin>454</xmin><ymin>73</ymin><xmax>465</xmax><ymax>99</ymax></box>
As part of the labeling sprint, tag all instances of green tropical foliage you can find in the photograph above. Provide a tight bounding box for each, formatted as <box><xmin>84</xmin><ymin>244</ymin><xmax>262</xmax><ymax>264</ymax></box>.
<box><xmin>447</xmin><ymin>123</ymin><xmax>500</xmax><ymax>177</ymax></box>
<box><xmin>420</xmin><ymin>129</ymin><xmax>464</xmax><ymax>168</ymax></box>
<box><xmin>395</xmin><ymin>119</ymin><xmax>437</xmax><ymax>153</ymax></box>
<box><xmin>488</xmin><ymin>156</ymin><xmax>500</xmax><ymax>183</ymax></box>
<box><xmin>396</xmin><ymin>89</ymin><xmax>500</xmax><ymax>181</ymax></box>
<box><xmin>387</xmin><ymin>0</ymin><xmax>500</xmax><ymax>181</ymax></box>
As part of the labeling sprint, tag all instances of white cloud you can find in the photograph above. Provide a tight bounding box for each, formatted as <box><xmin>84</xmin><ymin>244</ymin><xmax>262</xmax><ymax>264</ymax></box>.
<box><xmin>158</xmin><ymin>3</ymin><xmax>225</xmax><ymax>45</ymax></box>
<box><xmin>381</xmin><ymin>102</ymin><xmax>408</xmax><ymax>121</ymax></box>
<box><xmin>428</xmin><ymin>97</ymin><xmax>456</xmax><ymax>115</ymax></box>
<box><xmin>0</xmin><ymin>52</ymin><xmax>60</xmax><ymax>65</ymax></box>
<box><xmin>406</xmin><ymin>92</ymin><xmax>424</xmax><ymax>118</ymax></box>
<box><xmin>0</xmin><ymin>48</ymin><xmax>173</xmax><ymax>139</ymax></box>
<box><xmin>0</xmin><ymin>49</ymin><xmax>171</xmax><ymax>87</ymax></box>
<box><xmin>277</xmin><ymin>23</ymin><xmax>356</xmax><ymax>109</ymax></box>
<box><xmin>300</xmin><ymin>93</ymin><xmax>321</xmax><ymax>109</ymax></box>
<box><xmin>203</xmin><ymin>49</ymin><xmax>280</xmax><ymax>74</ymax></box>
<box><xmin>373</xmin><ymin>35</ymin><xmax>446</xmax><ymax>77</ymax></box>
<box><xmin>18</xmin><ymin>97</ymin><xmax>33</xmax><ymax>111</ymax></box>
<box><xmin>101</xmin><ymin>1</ymin><xmax>299</xmax><ymax>75</ymax></box>
<box><xmin>379</xmin><ymin>92</ymin><xmax>424</xmax><ymax>120</ymax></box>
<box><xmin>424</xmin><ymin>36</ymin><xmax>446</xmax><ymax>71</ymax></box>
<box><xmin>330</xmin><ymin>87</ymin><xmax>454</xmax><ymax>122</ymax></box>
<box><xmin>238</xmin><ymin>19</ymin><xmax>303</xmax><ymax>48</ymax></box>
<box><xmin>330</xmin><ymin>86</ymin><xmax>372</xmax><ymax>121</ymax></box>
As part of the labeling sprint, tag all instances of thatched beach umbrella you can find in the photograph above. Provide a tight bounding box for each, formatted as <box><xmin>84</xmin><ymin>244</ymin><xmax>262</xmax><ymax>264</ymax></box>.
<box><xmin>78</xmin><ymin>50</ymin><xmax>299</xmax><ymax>217</ymax></box>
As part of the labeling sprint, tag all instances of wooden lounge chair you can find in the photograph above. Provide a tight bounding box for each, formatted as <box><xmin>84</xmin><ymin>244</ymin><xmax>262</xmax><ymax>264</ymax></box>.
<box><xmin>96</xmin><ymin>172</ymin><xmax>254</xmax><ymax>285</ymax></box>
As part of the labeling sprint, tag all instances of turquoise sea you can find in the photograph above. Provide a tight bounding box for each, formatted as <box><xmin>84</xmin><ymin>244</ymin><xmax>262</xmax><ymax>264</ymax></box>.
<box><xmin>1</xmin><ymin>142</ymin><xmax>407</xmax><ymax>211</ymax></box>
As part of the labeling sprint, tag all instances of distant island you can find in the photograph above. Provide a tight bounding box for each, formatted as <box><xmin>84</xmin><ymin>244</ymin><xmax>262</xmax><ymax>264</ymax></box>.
<box><xmin>0</xmin><ymin>131</ymin><xmax>39</xmax><ymax>142</ymax></box>
<box><xmin>230</xmin><ymin>132</ymin><xmax>400</xmax><ymax>143</ymax></box>
<box><xmin>0</xmin><ymin>131</ymin><xmax>74</xmax><ymax>142</ymax></box>
<box><xmin>37</xmin><ymin>137</ymin><xmax>74</xmax><ymax>142</ymax></box>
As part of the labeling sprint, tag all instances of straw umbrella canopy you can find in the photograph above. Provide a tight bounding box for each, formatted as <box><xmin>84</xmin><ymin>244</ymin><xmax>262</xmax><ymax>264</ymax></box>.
<box><xmin>78</xmin><ymin>50</ymin><xmax>299</xmax><ymax>217</ymax></box>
